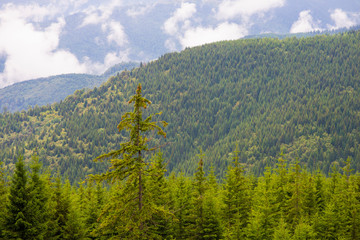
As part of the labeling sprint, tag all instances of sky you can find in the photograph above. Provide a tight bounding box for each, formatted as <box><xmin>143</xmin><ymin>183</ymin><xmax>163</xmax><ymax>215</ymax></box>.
<box><xmin>0</xmin><ymin>0</ymin><xmax>359</xmax><ymax>89</ymax></box>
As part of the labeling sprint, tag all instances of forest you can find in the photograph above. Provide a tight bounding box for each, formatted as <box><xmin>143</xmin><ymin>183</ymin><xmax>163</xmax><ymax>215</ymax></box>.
<box><xmin>0</xmin><ymin>83</ymin><xmax>359</xmax><ymax>239</ymax></box>
<box><xmin>1</xmin><ymin>30</ymin><xmax>360</xmax><ymax>183</ymax></box>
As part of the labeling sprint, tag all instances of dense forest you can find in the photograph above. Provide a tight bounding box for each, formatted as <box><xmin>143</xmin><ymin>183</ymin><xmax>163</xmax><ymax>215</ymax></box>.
<box><xmin>0</xmin><ymin>84</ymin><xmax>359</xmax><ymax>239</ymax></box>
<box><xmin>1</xmin><ymin>30</ymin><xmax>360</xmax><ymax>183</ymax></box>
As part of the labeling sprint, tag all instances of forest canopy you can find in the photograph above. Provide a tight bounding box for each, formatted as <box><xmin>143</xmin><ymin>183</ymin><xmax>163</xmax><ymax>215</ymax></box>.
<box><xmin>0</xmin><ymin>30</ymin><xmax>360</xmax><ymax>182</ymax></box>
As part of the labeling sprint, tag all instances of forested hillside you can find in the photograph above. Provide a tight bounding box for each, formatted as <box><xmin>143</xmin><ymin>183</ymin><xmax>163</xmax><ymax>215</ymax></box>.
<box><xmin>0</xmin><ymin>86</ymin><xmax>359</xmax><ymax>239</ymax></box>
<box><xmin>1</xmin><ymin>30</ymin><xmax>360</xmax><ymax>182</ymax></box>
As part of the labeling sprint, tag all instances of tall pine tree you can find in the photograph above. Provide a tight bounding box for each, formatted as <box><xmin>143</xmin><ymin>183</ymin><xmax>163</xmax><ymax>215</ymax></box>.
<box><xmin>3</xmin><ymin>156</ymin><xmax>31</xmax><ymax>239</ymax></box>
<box><xmin>90</xmin><ymin>83</ymin><xmax>167</xmax><ymax>239</ymax></box>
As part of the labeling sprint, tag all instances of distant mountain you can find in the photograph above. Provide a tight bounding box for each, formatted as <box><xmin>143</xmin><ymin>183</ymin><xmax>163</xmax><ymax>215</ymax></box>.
<box><xmin>0</xmin><ymin>62</ymin><xmax>139</xmax><ymax>113</ymax></box>
<box><xmin>1</xmin><ymin>30</ymin><xmax>360</xmax><ymax>182</ymax></box>
<box><xmin>1</xmin><ymin>0</ymin><xmax>360</xmax><ymax>88</ymax></box>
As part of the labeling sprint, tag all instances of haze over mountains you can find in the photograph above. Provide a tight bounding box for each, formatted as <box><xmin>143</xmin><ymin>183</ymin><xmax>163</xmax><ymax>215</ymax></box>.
<box><xmin>0</xmin><ymin>0</ymin><xmax>360</xmax><ymax>89</ymax></box>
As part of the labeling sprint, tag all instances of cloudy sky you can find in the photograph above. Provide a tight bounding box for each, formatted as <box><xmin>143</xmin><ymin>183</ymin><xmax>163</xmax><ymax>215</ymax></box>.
<box><xmin>0</xmin><ymin>0</ymin><xmax>359</xmax><ymax>88</ymax></box>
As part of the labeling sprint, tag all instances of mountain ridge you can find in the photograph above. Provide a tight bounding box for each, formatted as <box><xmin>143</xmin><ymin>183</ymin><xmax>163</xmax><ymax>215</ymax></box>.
<box><xmin>0</xmin><ymin>62</ymin><xmax>139</xmax><ymax>113</ymax></box>
<box><xmin>0</xmin><ymin>30</ymin><xmax>359</xmax><ymax>182</ymax></box>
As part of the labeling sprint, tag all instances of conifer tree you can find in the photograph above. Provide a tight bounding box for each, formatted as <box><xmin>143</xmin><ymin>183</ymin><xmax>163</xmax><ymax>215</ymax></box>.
<box><xmin>246</xmin><ymin>167</ymin><xmax>278</xmax><ymax>240</ymax></box>
<box><xmin>0</xmin><ymin>161</ymin><xmax>8</xmax><ymax>239</ymax></box>
<box><xmin>26</xmin><ymin>153</ymin><xmax>50</xmax><ymax>240</ymax></box>
<box><xmin>191</xmin><ymin>152</ymin><xmax>222</xmax><ymax>239</ymax></box>
<box><xmin>223</xmin><ymin>147</ymin><xmax>250</xmax><ymax>238</ymax></box>
<box><xmin>3</xmin><ymin>156</ymin><xmax>31</xmax><ymax>239</ymax></box>
<box><xmin>192</xmin><ymin>152</ymin><xmax>207</xmax><ymax>239</ymax></box>
<box><xmin>90</xmin><ymin>83</ymin><xmax>167</xmax><ymax>239</ymax></box>
<box><xmin>292</xmin><ymin>221</ymin><xmax>316</xmax><ymax>240</ymax></box>
<box><xmin>146</xmin><ymin>151</ymin><xmax>173</xmax><ymax>239</ymax></box>
<box><xmin>173</xmin><ymin>173</ymin><xmax>193</xmax><ymax>239</ymax></box>
<box><xmin>272</xmin><ymin>217</ymin><xmax>291</xmax><ymax>240</ymax></box>
<box><xmin>285</xmin><ymin>162</ymin><xmax>303</xmax><ymax>231</ymax></box>
<box><xmin>47</xmin><ymin>176</ymin><xmax>71</xmax><ymax>240</ymax></box>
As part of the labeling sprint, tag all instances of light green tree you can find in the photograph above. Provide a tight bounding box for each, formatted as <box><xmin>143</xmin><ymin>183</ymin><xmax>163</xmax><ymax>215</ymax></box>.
<box><xmin>90</xmin><ymin>83</ymin><xmax>167</xmax><ymax>239</ymax></box>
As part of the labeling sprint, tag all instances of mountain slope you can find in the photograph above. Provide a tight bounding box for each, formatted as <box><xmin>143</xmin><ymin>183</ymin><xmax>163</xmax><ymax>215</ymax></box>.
<box><xmin>1</xmin><ymin>31</ymin><xmax>360</xmax><ymax>181</ymax></box>
<box><xmin>0</xmin><ymin>62</ymin><xmax>139</xmax><ymax>113</ymax></box>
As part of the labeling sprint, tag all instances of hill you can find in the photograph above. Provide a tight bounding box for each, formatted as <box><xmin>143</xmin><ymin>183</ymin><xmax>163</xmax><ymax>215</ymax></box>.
<box><xmin>1</xmin><ymin>31</ymin><xmax>360</xmax><ymax>182</ymax></box>
<box><xmin>0</xmin><ymin>62</ymin><xmax>139</xmax><ymax>113</ymax></box>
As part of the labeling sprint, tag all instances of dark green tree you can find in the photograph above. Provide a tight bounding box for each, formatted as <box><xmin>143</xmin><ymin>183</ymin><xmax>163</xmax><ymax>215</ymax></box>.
<box><xmin>146</xmin><ymin>151</ymin><xmax>173</xmax><ymax>239</ymax></box>
<box><xmin>26</xmin><ymin>153</ymin><xmax>50</xmax><ymax>240</ymax></box>
<box><xmin>3</xmin><ymin>156</ymin><xmax>31</xmax><ymax>239</ymax></box>
<box><xmin>47</xmin><ymin>176</ymin><xmax>71</xmax><ymax>240</ymax></box>
<box><xmin>190</xmin><ymin>152</ymin><xmax>222</xmax><ymax>239</ymax></box>
<box><xmin>172</xmin><ymin>173</ymin><xmax>194</xmax><ymax>239</ymax></box>
<box><xmin>0</xmin><ymin>161</ymin><xmax>8</xmax><ymax>239</ymax></box>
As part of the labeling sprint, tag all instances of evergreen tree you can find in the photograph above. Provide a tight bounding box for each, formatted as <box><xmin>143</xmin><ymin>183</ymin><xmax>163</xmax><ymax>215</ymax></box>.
<box><xmin>0</xmin><ymin>161</ymin><xmax>8</xmax><ymax>239</ymax></box>
<box><xmin>146</xmin><ymin>151</ymin><xmax>173</xmax><ymax>239</ymax></box>
<box><xmin>292</xmin><ymin>221</ymin><xmax>316</xmax><ymax>240</ymax></box>
<box><xmin>272</xmin><ymin>217</ymin><xmax>291</xmax><ymax>240</ymax></box>
<box><xmin>191</xmin><ymin>152</ymin><xmax>222</xmax><ymax>239</ymax></box>
<box><xmin>26</xmin><ymin>153</ymin><xmax>50</xmax><ymax>240</ymax></box>
<box><xmin>285</xmin><ymin>162</ymin><xmax>303</xmax><ymax>231</ymax></box>
<box><xmin>90</xmin><ymin>83</ymin><xmax>167</xmax><ymax>239</ymax></box>
<box><xmin>47</xmin><ymin>176</ymin><xmax>71</xmax><ymax>240</ymax></box>
<box><xmin>3</xmin><ymin>156</ymin><xmax>31</xmax><ymax>239</ymax></box>
<box><xmin>246</xmin><ymin>168</ymin><xmax>277</xmax><ymax>240</ymax></box>
<box><xmin>172</xmin><ymin>173</ymin><xmax>194</xmax><ymax>239</ymax></box>
<box><xmin>84</xmin><ymin>183</ymin><xmax>104</xmax><ymax>239</ymax></box>
<box><xmin>223</xmin><ymin>147</ymin><xmax>250</xmax><ymax>238</ymax></box>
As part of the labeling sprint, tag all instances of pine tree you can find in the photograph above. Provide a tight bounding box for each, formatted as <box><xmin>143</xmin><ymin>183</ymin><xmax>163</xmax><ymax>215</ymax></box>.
<box><xmin>47</xmin><ymin>176</ymin><xmax>71</xmax><ymax>240</ymax></box>
<box><xmin>191</xmin><ymin>152</ymin><xmax>222</xmax><ymax>239</ymax></box>
<box><xmin>223</xmin><ymin>147</ymin><xmax>250</xmax><ymax>238</ymax></box>
<box><xmin>285</xmin><ymin>162</ymin><xmax>303</xmax><ymax>231</ymax></box>
<box><xmin>90</xmin><ymin>83</ymin><xmax>167</xmax><ymax>239</ymax></box>
<box><xmin>173</xmin><ymin>172</ymin><xmax>193</xmax><ymax>239</ymax></box>
<box><xmin>272</xmin><ymin>217</ymin><xmax>291</xmax><ymax>240</ymax></box>
<box><xmin>26</xmin><ymin>153</ymin><xmax>50</xmax><ymax>240</ymax></box>
<box><xmin>146</xmin><ymin>151</ymin><xmax>173</xmax><ymax>239</ymax></box>
<box><xmin>3</xmin><ymin>156</ymin><xmax>31</xmax><ymax>239</ymax></box>
<box><xmin>84</xmin><ymin>183</ymin><xmax>104</xmax><ymax>239</ymax></box>
<box><xmin>192</xmin><ymin>151</ymin><xmax>207</xmax><ymax>239</ymax></box>
<box><xmin>246</xmin><ymin>168</ymin><xmax>278</xmax><ymax>240</ymax></box>
<box><xmin>0</xmin><ymin>161</ymin><xmax>8</xmax><ymax>239</ymax></box>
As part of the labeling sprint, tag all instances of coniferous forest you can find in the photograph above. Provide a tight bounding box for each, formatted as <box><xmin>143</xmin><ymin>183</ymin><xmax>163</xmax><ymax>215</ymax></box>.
<box><xmin>1</xmin><ymin>30</ymin><xmax>360</xmax><ymax>239</ymax></box>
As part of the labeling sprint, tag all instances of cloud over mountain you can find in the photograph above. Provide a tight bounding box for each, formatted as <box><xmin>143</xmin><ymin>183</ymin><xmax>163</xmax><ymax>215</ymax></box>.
<box><xmin>0</xmin><ymin>0</ymin><xmax>360</xmax><ymax>89</ymax></box>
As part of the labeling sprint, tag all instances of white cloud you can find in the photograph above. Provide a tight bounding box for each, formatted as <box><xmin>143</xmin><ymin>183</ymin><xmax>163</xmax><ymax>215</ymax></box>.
<box><xmin>328</xmin><ymin>9</ymin><xmax>359</xmax><ymax>30</ymax></box>
<box><xmin>79</xmin><ymin>0</ymin><xmax>128</xmax><ymax>48</ymax></box>
<box><xmin>163</xmin><ymin>0</ymin><xmax>286</xmax><ymax>50</ymax></box>
<box><xmin>180</xmin><ymin>22</ymin><xmax>248</xmax><ymax>48</ymax></box>
<box><xmin>80</xmin><ymin>0</ymin><xmax>123</xmax><ymax>27</ymax></box>
<box><xmin>216</xmin><ymin>0</ymin><xmax>286</xmax><ymax>21</ymax></box>
<box><xmin>0</xmin><ymin>3</ymin><xmax>57</xmax><ymax>23</ymax></box>
<box><xmin>164</xmin><ymin>39</ymin><xmax>178</xmax><ymax>52</ymax></box>
<box><xmin>103</xmin><ymin>21</ymin><xmax>128</xmax><ymax>46</ymax></box>
<box><xmin>290</xmin><ymin>10</ymin><xmax>322</xmax><ymax>33</ymax></box>
<box><xmin>0</xmin><ymin>3</ymin><xmax>87</xmax><ymax>88</ymax></box>
<box><xmin>84</xmin><ymin>50</ymin><xmax>130</xmax><ymax>74</ymax></box>
<box><xmin>126</xmin><ymin>3</ymin><xmax>154</xmax><ymax>17</ymax></box>
<box><xmin>163</xmin><ymin>2</ymin><xmax>197</xmax><ymax>36</ymax></box>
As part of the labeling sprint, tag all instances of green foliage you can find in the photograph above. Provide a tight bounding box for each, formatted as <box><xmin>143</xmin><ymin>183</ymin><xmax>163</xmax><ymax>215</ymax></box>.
<box><xmin>0</xmin><ymin>161</ymin><xmax>8</xmax><ymax>238</ymax></box>
<box><xmin>3</xmin><ymin>156</ymin><xmax>32</xmax><ymax>239</ymax></box>
<box><xmin>0</xmin><ymin>149</ymin><xmax>360</xmax><ymax>239</ymax></box>
<box><xmin>2</xmin><ymin>31</ymin><xmax>360</xmax><ymax>182</ymax></box>
<box><xmin>89</xmin><ymin>83</ymin><xmax>167</xmax><ymax>239</ymax></box>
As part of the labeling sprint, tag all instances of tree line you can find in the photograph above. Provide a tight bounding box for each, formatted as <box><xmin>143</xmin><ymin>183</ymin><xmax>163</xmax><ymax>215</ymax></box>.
<box><xmin>1</xmin><ymin>84</ymin><xmax>359</xmax><ymax>239</ymax></box>
<box><xmin>1</xmin><ymin>31</ymin><xmax>360</xmax><ymax>182</ymax></box>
